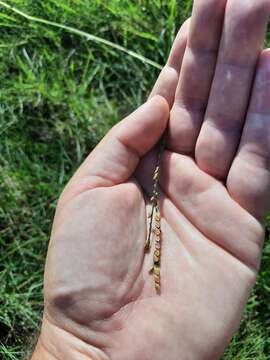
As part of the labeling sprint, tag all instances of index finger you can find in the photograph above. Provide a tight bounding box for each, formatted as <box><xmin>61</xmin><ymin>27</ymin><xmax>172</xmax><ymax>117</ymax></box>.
<box><xmin>149</xmin><ymin>19</ymin><xmax>190</xmax><ymax>107</ymax></box>
<box><xmin>168</xmin><ymin>0</ymin><xmax>227</xmax><ymax>153</ymax></box>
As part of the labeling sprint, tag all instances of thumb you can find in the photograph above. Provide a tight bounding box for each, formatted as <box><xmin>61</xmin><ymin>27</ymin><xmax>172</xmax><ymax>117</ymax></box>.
<box><xmin>63</xmin><ymin>95</ymin><xmax>169</xmax><ymax>200</ymax></box>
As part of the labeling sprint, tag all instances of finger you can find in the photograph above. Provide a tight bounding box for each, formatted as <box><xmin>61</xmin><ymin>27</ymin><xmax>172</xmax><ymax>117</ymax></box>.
<box><xmin>61</xmin><ymin>96</ymin><xmax>169</xmax><ymax>202</ymax></box>
<box><xmin>196</xmin><ymin>0</ymin><xmax>270</xmax><ymax>179</ymax></box>
<box><xmin>227</xmin><ymin>50</ymin><xmax>270</xmax><ymax>221</ymax></box>
<box><xmin>149</xmin><ymin>18</ymin><xmax>190</xmax><ymax>107</ymax></box>
<box><xmin>168</xmin><ymin>0</ymin><xmax>227</xmax><ymax>153</ymax></box>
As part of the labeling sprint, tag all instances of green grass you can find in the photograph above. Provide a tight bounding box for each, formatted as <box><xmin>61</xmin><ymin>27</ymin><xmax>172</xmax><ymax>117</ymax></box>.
<box><xmin>0</xmin><ymin>1</ymin><xmax>269</xmax><ymax>359</ymax></box>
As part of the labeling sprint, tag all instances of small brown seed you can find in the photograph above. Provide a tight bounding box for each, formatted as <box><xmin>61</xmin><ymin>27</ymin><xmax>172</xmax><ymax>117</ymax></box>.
<box><xmin>144</xmin><ymin>239</ymin><xmax>150</xmax><ymax>249</ymax></box>
<box><xmin>154</xmin><ymin>254</ymin><xmax>159</xmax><ymax>263</ymax></box>
<box><xmin>155</xmin><ymin>236</ymin><xmax>161</xmax><ymax>243</ymax></box>
<box><xmin>154</xmin><ymin>266</ymin><xmax>160</xmax><ymax>276</ymax></box>
<box><xmin>154</xmin><ymin>274</ymin><xmax>160</xmax><ymax>283</ymax></box>
<box><xmin>155</xmin><ymin>228</ymin><xmax>161</xmax><ymax>236</ymax></box>
<box><xmin>155</xmin><ymin>283</ymin><xmax>160</xmax><ymax>292</ymax></box>
<box><xmin>154</xmin><ymin>249</ymin><xmax>160</xmax><ymax>257</ymax></box>
<box><xmin>150</xmin><ymin>196</ymin><xmax>157</xmax><ymax>206</ymax></box>
<box><xmin>155</xmin><ymin>242</ymin><xmax>161</xmax><ymax>249</ymax></box>
<box><xmin>155</xmin><ymin>213</ymin><xmax>160</xmax><ymax>221</ymax></box>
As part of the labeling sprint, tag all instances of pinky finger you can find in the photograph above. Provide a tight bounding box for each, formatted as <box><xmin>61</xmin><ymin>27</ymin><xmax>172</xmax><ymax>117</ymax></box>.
<box><xmin>227</xmin><ymin>49</ymin><xmax>270</xmax><ymax>222</ymax></box>
<box><xmin>149</xmin><ymin>18</ymin><xmax>190</xmax><ymax>107</ymax></box>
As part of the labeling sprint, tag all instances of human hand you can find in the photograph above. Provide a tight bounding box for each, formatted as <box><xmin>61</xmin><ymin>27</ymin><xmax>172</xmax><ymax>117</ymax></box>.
<box><xmin>32</xmin><ymin>1</ymin><xmax>270</xmax><ymax>359</ymax></box>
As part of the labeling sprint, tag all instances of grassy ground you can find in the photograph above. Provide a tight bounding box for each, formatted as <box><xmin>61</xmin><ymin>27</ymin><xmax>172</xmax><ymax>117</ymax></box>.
<box><xmin>0</xmin><ymin>1</ymin><xmax>269</xmax><ymax>359</ymax></box>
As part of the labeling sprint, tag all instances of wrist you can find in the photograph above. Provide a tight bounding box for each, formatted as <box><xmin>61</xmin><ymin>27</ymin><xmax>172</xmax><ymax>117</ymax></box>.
<box><xmin>31</xmin><ymin>316</ymin><xmax>108</xmax><ymax>360</ymax></box>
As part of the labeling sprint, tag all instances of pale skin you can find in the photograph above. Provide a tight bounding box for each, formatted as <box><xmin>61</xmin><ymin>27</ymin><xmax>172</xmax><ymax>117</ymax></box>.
<box><xmin>32</xmin><ymin>0</ymin><xmax>270</xmax><ymax>359</ymax></box>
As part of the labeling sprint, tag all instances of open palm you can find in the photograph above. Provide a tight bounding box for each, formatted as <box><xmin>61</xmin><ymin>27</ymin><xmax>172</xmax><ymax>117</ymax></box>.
<box><xmin>37</xmin><ymin>1</ymin><xmax>270</xmax><ymax>360</ymax></box>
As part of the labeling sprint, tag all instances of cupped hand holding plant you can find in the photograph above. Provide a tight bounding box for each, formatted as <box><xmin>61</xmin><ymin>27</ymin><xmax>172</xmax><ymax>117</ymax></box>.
<box><xmin>32</xmin><ymin>1</ymin><xmax>270</xmax><ymax>359</ymax></box>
